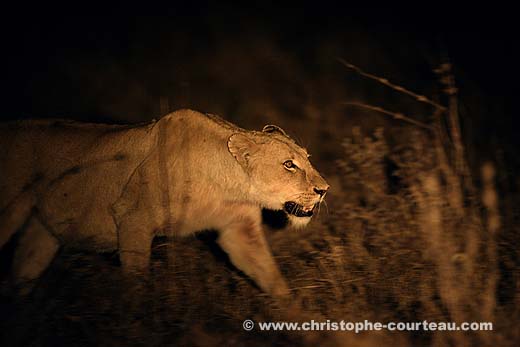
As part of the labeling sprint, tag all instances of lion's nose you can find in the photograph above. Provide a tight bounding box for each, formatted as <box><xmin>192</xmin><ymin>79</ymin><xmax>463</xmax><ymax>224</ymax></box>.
<box><xmin>314</xmin><ymin>186</ymin><xmax>329</xmax><ymax>197</ymax></box>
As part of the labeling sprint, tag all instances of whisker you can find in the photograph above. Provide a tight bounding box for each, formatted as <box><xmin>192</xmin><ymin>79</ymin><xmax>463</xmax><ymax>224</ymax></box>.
<box><xmin>322</xmin><ymin>199</ymin><xmax>330</xmax><ymax>215</ymax></box>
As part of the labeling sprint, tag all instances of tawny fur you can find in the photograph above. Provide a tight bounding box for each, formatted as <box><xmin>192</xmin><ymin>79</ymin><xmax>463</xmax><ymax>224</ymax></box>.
<box><xmin>0</xmin><ymin>109</ymin><xmax>328</xmax><ymax>296</ymax></box>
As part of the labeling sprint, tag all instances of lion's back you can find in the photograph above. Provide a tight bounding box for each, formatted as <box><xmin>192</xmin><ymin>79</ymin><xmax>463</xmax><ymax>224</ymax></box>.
<box><xmin>0</xmin><ymin>119</ymin><xmax>158</xmax><ymax>250</ymax></box>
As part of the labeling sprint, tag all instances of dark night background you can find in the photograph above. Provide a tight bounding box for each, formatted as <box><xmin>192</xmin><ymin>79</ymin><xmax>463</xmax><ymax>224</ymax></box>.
<box><xmin>1</xmin><ymin>2</ymin><xmax>519</xmax><ymax>346</ymax></box>
<box><xmin>1</xmin><ymin>3</ymin><xmax>518</xmax><ymax>170</ymax></box>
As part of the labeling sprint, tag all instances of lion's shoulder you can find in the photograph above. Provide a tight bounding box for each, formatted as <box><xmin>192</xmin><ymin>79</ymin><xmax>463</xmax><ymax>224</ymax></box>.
<box><xmin>161</xmin><ymin>109</ymin><xmax>246</xmax><ymax>134</ymax></box>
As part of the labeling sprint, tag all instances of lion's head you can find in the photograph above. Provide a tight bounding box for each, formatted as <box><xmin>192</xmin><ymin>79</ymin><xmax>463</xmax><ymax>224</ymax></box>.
<box><xmin>228</xmin><ymin>124</ymin><xmax>329</xmax><ymax>228</ymax></box>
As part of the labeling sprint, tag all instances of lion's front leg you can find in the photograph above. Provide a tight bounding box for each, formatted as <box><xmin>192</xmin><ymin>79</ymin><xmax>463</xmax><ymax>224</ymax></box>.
<box><xmin>117</xmin><ymin>212</ymin><xmax>154</xmax><ymax>275</ymax></box>
<box><xmin>217</xmin><ymin>217</ymin><xmax>290</xmax><ymax>298</ymax></box>
<box><xmin>112</xmin><ymin>166</ymin><xmax>157</xmax><ymax>275</ymax></box>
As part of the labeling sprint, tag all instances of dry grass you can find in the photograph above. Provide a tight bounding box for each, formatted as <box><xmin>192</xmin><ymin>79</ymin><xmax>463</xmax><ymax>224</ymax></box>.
<box><xmin>1</xmin><ymin>61</ymin><xmax>519</xmax><ymax>347</ymax></box>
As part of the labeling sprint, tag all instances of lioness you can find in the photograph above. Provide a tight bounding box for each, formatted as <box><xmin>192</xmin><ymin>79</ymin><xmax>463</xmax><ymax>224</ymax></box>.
<box><xmin>0</xmin><ymin>109</ymin><xmax>328</xmax><ymax>297</ymax></box>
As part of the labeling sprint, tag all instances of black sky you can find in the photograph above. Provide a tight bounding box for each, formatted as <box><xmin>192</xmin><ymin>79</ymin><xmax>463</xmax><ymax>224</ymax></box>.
<box><xmin>1</xmin><ymin>2</ymin><xmax>517</xmax><ymax>137</ymax></box>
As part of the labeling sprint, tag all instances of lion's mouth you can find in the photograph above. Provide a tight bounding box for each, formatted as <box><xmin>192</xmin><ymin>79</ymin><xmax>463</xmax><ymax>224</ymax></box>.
<box><xmin>284</xmin><ymin>201</ymin><xmax>317</xmax><ymax>218</ymax></box>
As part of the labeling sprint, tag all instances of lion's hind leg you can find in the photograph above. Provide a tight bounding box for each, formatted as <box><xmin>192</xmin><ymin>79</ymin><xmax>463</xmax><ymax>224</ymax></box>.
<box><xmin>0</xmin><ymin>190</ymin><xmax>36</xmax><ymax>250</ymax></box>
<box><xmin>12</xmin><ymin>215</ymin><xmax>60</xmax><ymax>294</ymax></box>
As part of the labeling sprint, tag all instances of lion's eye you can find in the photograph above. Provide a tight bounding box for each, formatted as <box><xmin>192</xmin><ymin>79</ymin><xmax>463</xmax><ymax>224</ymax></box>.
<box><xmin>283</xmin><ymin>160</ymin><xmax>297</xmax><ymax>171</ymax></box>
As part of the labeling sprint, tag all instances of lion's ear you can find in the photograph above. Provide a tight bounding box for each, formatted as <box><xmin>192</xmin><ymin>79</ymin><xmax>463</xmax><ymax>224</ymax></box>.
<box><xmin>262</xmin><ymin>124</ymin><xmax>287</xmax><ymax>137</ymax></box>
<box><xmin>228</xmin><ymin>133</ymin><xmax>258</xmax><ymax>168</ymax></box>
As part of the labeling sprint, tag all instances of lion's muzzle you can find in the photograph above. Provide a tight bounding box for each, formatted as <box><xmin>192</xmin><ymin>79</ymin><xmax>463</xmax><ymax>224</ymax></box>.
<box><xmin>283</xmin><ymin>201</ymin><xmax>318</xmax><ymax>217</ymax></box>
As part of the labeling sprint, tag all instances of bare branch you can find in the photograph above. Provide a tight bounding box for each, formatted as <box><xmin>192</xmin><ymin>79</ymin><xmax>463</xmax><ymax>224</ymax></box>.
<box><xmin>342</xmin><ymin>101</ymin><xmax>433</xmax><ymax>130</ymax></box>
<box><xmin>337</xmin><ymin>58</ymin><xmax>447</xmax><ymax>111</ymax></box>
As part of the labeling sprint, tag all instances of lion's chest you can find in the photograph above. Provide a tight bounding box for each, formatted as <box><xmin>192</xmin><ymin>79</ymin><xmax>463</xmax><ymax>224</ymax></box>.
<box><xmin>162</xmin><ymin>186</ymin><xmax>241</xmax><ymax>235</ymax></box>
